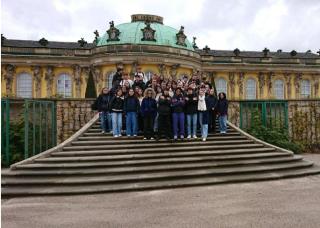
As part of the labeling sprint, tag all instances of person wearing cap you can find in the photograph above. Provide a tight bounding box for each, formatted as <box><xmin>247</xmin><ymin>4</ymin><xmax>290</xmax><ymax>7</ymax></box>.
<box><xmin>171</xmin><ymin>87</ymin><xmax>186</xmax><ymax>140</ymax></box>
<box><xmin>133</xmin><ymin>72</ymin><xmax>146</xmax><ymax>90</ymax></box>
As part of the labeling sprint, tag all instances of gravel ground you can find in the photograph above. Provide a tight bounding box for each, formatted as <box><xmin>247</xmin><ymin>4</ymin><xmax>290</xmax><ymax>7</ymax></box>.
<box><xmin>2</xmin><ymin>154</ymin><xmax>320</xmax><ymax>228</ymax></box>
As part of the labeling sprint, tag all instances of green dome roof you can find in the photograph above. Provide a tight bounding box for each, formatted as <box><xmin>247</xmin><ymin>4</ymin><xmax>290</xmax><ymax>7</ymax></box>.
<box><xmin>97</xmin><ymin>21</ymin><xmax>194</xmax><ymax>51</ymax></box>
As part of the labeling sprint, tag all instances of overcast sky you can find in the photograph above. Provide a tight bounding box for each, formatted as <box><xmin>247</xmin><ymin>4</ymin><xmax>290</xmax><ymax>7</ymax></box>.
<box><xmin>1</xmin><ymin>0</ymin><xmax>319</xmax><ymax>53</ymax></box>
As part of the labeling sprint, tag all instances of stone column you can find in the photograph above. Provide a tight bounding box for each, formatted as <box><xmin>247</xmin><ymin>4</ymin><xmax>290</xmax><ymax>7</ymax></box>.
<box><xmin>45</xmin><ymin>66</ymin><xmax>54</xmax><ymax>97</ymax></box>
<box><xmin>73</xmin><ymin>64</ymin><xmax>82</xmax><ymax>98</ymax></box>
<box><xmin>228</xmin><ymin>72</ymin><xmax>235</xmax><ymax>99</ymax></box>
<box><xmin>4</xmin><ymin>64</ymin><xmax>15</xmax><ymax>96</ymax></box>
<box><xmin>294</xmin><ymin>73</ymin><xmax>303</xmax><ymax>98</ymax></box>
<box><xmin>90</xmin><ymin>65</ymin><xmax>102</xmax><ymax>94</ymax></box>
<box><xmin>284</xmin><ymin>72</ymin><xmax>291</xmax><ymax>99</ymax></box>
<box><xmin>266</xmin><ymin>72</ymin><xmax>273</xmax><ymax>96</ymax></box>
<box><xmin>158</xmin><ymin>64</ymin><xmax>167</xmax><ymax>78</ymax></box>
<box><xmin>237</xmin><ymin>72</ymin><xmax>245</xmax><ymax>99</ymax></box>
<box><xmin>258</xmin><ymin>72</ymin><xmax>265</xmax><ymax>99</ymax></box>
<box><xmin>32</xmin><ymin>66</ymin><xmax>42</xmax><ymax>98</ymax></box>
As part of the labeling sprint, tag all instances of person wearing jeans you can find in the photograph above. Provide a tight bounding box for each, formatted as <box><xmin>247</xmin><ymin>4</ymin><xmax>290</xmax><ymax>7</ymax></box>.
<box><xmin>184</xmin><ymin>87</ymin><xmax>198</xmax><ymax>139</ymax></box>
<box><xmin>124</xmin><ymin>88</ymin><xmax>140</xmax><ymax>136</ymax></box>
<box><xmin>198</xmin><ymin>89</ymin><xmax>209</xmax><ymax>141</ymax></box>
<box><xmin>109</xmin><ymin>89</ymin><xmax>124</xmax><ymax>137</ymax></box>
<box><xmin>171</xmin><ymin>88</ymin><xmax>185</xmax><ymax>140</ymax></box>
<box><xmin>216</xmin><ymin>92</ymin><xmax>228</xmax><ymax>134</ymax></box>
<box><xmin>95</xmin><ymin>87</ymin><xmax>112</xmax><ymax>133</ymax></box>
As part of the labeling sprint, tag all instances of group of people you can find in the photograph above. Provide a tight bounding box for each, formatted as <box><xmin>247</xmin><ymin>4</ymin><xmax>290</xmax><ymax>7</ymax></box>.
<box><xmin>93</xmin><ymin>67</ymin><xmax>228</xmax><ymax>141</ymax></box>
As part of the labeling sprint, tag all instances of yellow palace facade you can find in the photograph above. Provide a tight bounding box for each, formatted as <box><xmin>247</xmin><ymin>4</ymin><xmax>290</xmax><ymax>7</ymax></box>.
<box><xmin>1</xmin><ymin>14</ymin><xmax>320</xmax><ymax>100</ymax></box>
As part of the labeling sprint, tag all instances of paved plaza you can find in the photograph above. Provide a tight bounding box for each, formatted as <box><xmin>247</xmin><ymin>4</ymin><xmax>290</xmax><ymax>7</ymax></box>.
<box><xmin>2</xmin><ymin>154</ymin><xmax>320</xmax><ymax>228</ymax></box>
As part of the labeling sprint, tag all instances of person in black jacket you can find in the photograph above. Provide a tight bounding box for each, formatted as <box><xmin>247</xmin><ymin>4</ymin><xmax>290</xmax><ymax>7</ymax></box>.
<box><xmin>157</xmin><ymin>88</ymin><xmax>172</xmax><ymax>140</ymax></box>
<box><xmin>206</xmin><ymin>88</ymin><xmax>218</xmax><ymax>133</ymax></box>
<box><xmin>216</xmin><ymin>92</ymin><xmax>228</xmax><ymax>134</ymax></box>
<box><xmin>140</xmin><ymin>88</ymin><xmax>157</xmax><ymax>140</ymax></box>
<box><xmin>109</xmin><ymin>89</ymin><xmax>124</xmax><ymax>137</ymax></box>
<box><xmin>171</xmin><ymin>88</ymin><xmax>185</xmax><ymax>140</ymax></box>
<box><xmin>185</xmin><ymin>87</ymin><xmax>198</xmax><ymax>139</ymax></box>
<box><xmin>112</xmin><ymin>68</ymin><xmax>123</xmax><ymax>88</ymax></box>
<box><xmin>95</xmin><ymin>87</ymin><xmax>112</xmax><ymax>134</ymax></box>
<box><xmin>124</xmin><ymin>88</ymin><xmax>140</xmax><ymax>137</ymax></box>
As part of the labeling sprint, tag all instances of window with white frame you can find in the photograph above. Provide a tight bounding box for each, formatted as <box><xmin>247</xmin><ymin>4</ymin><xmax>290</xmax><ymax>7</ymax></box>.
<box><xmin>274</xmin><ymin>79</ymin><xmax>284</xmax><ymax>99</ymax></box>
<box><xmin>215</xmin><ymin>78</ymin><xmax>227</xmax><ymax>96</ymax></box>
<box><xmin>144</xmin><ymin>71</ymin><xmax>153</xmax><ymax>83</ymax></box>
<box><xmin>16</xmin><ymin>73</ymin><xmax>33</xmax><ymax>98</ymax></box>
<box><xmin>301</xmin><ymin>80</ymin><xmax>311</xmax><ymax>98</ymax></box>
<box><xmin>106</xmin><ymin>72</ymin><xmax>115</xmax><ymax>89</ymax></box>
<box><xmin>246</xmin><ymin>78</ymin><xmax>256</xmax><ymax>99</ymax></box>
<box><xmin>57</xmin><ymin>74</ymin><xmax>72</xmax><ymax>97</ymax></box>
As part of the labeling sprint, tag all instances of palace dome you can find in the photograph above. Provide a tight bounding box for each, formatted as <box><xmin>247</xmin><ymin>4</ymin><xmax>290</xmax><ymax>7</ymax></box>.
<box><xmin>96</xmin><ymin>14</ymin><xmax>194</xmax><ymax>51</ymax></box>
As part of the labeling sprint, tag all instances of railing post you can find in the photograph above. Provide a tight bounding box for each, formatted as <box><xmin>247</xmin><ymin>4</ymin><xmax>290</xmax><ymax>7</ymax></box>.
<box><xmin>4</xmin><ymin>99</ymin><xmax>10</xmax><ymax>166</ymax></box>
<box><xmin>39</xmin><ymin>102</ymin><xmax>42</xmax><ymax>154</ymax></box>
<box><xmin>51</xmin><ymin>101</ymin><xmax>57</xmax><ymax>146</ymax></box>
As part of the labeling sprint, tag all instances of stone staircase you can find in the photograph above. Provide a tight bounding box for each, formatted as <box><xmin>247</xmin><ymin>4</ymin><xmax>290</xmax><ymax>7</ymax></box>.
<box><xmin>2</xmin><ymin>114</ymin><xmax>320</xmax><ymax>197</ymax></box>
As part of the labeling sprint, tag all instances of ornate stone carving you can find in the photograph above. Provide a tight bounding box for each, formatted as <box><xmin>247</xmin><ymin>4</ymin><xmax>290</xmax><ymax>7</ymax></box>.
<box><xmin>130</xmin><ymin>61</ymin><xmax>139</xmax><ymax>77</ymax></box>
<box><xmin>233</xmin><ymin>48</ymin><xmax>240</xmax><ymax>57</ymax></box>
<box><xmin>266</xmin><ymin>72</ymin><xmax>273</xmax><ymax>95</ymax></box>
<box><xmin>192</xmin><ymin>37</ymin><xmax>198</xmax><ymax>49</ymax></box>
<box><xmin>77</xmin><ymin>38</ymin><xmax>87</xmax><ymax>47</ymax></box>
<box><xmin>169</xmin><ymin>64</ymin><xmax>180</xmax><ymax>80</ymax></box>
<box><xmin>262</xmin><ymin>48</ymin><xmax>270</xmax><ymax>57</ymax></box>
<box><xmin>4</xmin><ymin>64</ymin><xmax>15</xmax><ymax>96</ymax></box>
<box><xmin>203</xmin><ymin>45</ymin><xmax>210</xmax><ymax>53</ymax></box>
<box><xmin>141</xmin><ymin>20</ymin><xmax>156</xmax><ymax>41</ymax></box>
<box><xmin>176</xmin><ymin>26</ymin><xmax>187</xmax><ymax>46</ymax></box>
<box><xmin>73</xmin><ymin>65</ymin><xmax>82</xmax><ymax>98</ymax></box>
<box><xmin>237</xmin><ymin>72</ymin><xmax>245</xmax><ymax>99</ymax></box>
<box><xmin>39</xmin><ymin>38</ymin><xmax>49</xmax><ymax>46</ymax></box>
<box><xmin>32</xmin><ymin>66</ymin><xmax>42</xmax><ymax>98</ymax></box>
<box><xmin>93</xmin><ymin>30</ymin><xmax>100</xmax><ymax>44</ymax></box>
<box><xmin>45</xmin><ymin>66</ymin><xmax>54</xmax><ymax>97</ymax></box>
<box><xmin>107</xmin><ymin>21</ymin><xmax>120</xmax><ymax>42</ymax></box>
<box><xmin>158</xmin><ymin>64</ymin><xmax>167</xmax><ymax>78</ymax></box>
<box><xmin>284</xmin><ymin>72</ymin><xmax>291</xmax><ymax>99</ymax></box>
<box><xmin>228</xmin><ymin>72</ymin><xmax>235</xmax><ymax>99</ymax></box>
<box><xmin>90</xmin><ymin>65</ymin><xmax>102</xmax><ymax>93</ymax></box>
<box><xmin>82</xmin><ymin>67</ymin><xmax>90</xmax><ymax>83</ymax></box>
<box><xmin>290</xmin><ymin>50</ymin><xmax>297</xmax><ymax>57</ymax></box>
<box><xmin>312</xmin><ymin>74</ymin><xmax>319</xmax><ymax>97</ymax></box>
<box><xmin>258</xmin><ymin>72</ymin><xmax>265</xmax><ymax>99</ymax></box>
<box><xmin>294</xmin><ymin>73</ymin><xmax>303</xmax><ymax>98</ymax></box>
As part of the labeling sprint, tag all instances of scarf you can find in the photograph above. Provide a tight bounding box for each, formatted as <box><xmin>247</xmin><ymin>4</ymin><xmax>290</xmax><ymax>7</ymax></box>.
<box><xmin>198</xmin><ymin>95</ymin><xmax>207</xmax><ymax>111</ymax></box>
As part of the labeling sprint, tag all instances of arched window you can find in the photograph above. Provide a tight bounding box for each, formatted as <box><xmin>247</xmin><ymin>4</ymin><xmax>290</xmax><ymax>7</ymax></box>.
<box><xmin>144</xmin><ymin>71</ymin><xmax>153</xmax><ymax>83</ymax></box>
<box><xmin>106</xmin><ymin>72</ymin><xmax>115</xmax><ymax>89</ymax></box>
<box><xmin>215</xmin><ymin>78</ymin><xmax>227</xmax><ymax>96</ymax></box>
<box><xmin>57</xmin><ymin>74</ymin><xmax>72</xmax><ymax>97</ymax></box>
<box><xmin>246</xmin><ymin>79</ymin><xmax>256</xmax><ymax>99</ymax></box>
<box><xmin>274</xmin><ymin>79</ymin><xmax>284</xmax><ymax>99</ymax></box>
<box><xmin>16</xmin><ymin>73</ymin><xmax>33</xmax><ymax>98</ymax></box>
<box><xmin>301</xmin><ymin>80</ymin><xmax>311</xmax><ymax>98</ymax></box>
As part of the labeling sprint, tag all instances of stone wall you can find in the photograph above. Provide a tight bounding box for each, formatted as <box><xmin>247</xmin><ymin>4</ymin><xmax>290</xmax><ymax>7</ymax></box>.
<box><xmin>56</xmin><ymin>99</ymin><xmax>96</xmax><ymax>143</ymax></box>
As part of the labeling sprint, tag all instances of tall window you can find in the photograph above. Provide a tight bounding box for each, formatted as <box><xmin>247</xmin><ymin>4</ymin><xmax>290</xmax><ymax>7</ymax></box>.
<box><xmin>144</xmin><ymin>71</ymin><xmax>153</xmax><ymax>83</ymax></box>
<box><xmin>16</xmin><ymin>73</ymin><xmax>33</xmax><ymax>98</ymax></box>
<box><xmin>57</xmin><ymin>74</ymin><xmax>72</xmax><ymax>97</ymax></box>
<box><xmin>274</xmin><ymin>79</ymin><xmax>284</xmax><ymax>99</ymax></box>
<box><xmin>301</xmin><ymin>80</ymin><xmax>311</xmax><ymax>98</ymax></box>
<box><xmin>106</xmin><ymin>72</ymin><xmax>115</xmax><ymax>89</ymax></box>
<box><xmin>215</xmin><ymin>78</ymin><xmax>227</xmax><ymax>96</ymax></box>
<box><xmin>246</xmin><ymin>79</ymin><xmax>256</xmax><ymax>99</ymax></box>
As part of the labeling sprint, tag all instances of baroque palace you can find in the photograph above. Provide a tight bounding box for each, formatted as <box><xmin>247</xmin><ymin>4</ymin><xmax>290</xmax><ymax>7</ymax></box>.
<box><xmin>1</xmin><ymin>14</ymin><xmax>320</xmax><ymax>99</ymax></box>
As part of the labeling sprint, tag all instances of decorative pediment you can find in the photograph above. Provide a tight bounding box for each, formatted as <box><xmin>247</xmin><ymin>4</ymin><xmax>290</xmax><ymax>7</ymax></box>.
<box><xmin>176</xmin><ymin>26</ymin><xmax>187</xmax><ymax>46</ymax></box>
<box><xmin>107</xmin><ymin>21</ymin><xmax>120</xmax><ymax>42</ymax></box>
<box><xmin>141</xmin><ymin>20</ymin><xmax>156</xmax><ymax>41</ymax></box>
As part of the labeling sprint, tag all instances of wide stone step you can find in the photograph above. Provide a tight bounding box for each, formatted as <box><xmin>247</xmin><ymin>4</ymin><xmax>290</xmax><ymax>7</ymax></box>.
<box><xmin>63</xmin><ymin>140</ymin><xmax>255</xmax><ymax>151</ymax></box>
<box><xmin>2</xmin><ymin>161</ymin><xmax>314</xmax><ymax>186</ymax></box>
<box><xmin>82</xmin><ymin>132</ymin><xmax>242</xmax><ymax>137</ymax></box>
<box><xmin>87</xmin><ymin>128</ymin><xmax>237</xmax><ymax>133</ymax></box>
<box><xmin>16</xmin><ymin>151</ymin><xmax>292</xmax><ymax>169</ymax></box>
<box><xmin>77</xmin><ymin>135</ymin><xmax>247</xmax><ymax>142</ymax></box>
<box><xmin>53</xmin><ymin>147</ymin><xmax>276</xmax><ymax>158</ymax></box>
<box><xmin>3</xmin><ymin>165</ymin><xmax>320</xmax><ymax>197</ymax></box>
<box><xmin>4</xmin><ymin>156</ymin><xmax>303</xmax><ymax>177</ymax></box>
<box><xmin>69</xmin><ymin>139</ymin><xmax>253</xmax><ymax>149</ymax></box>
<box><xmin>37</xmin><ymin>150</ymin><xmax>289</xmax><ymax>163</ymax></box>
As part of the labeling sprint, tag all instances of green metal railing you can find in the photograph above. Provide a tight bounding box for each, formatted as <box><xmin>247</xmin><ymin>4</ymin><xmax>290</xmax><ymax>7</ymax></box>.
<box><xmin>1</xmin><ymin>99</ymin><xmax>57</xmax><ymax>166</ymax></box>
<box><xmin>240</xmin><ymin>100</ymin><xmax>288</xmax><ymax>130</ymax></box>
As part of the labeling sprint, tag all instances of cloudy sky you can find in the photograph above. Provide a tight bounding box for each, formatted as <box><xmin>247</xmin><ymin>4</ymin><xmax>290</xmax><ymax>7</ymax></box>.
<box><xmin>1</xmin><ymin>0</ymin><xmax>319</xmax><ymax>53</ymax></box>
